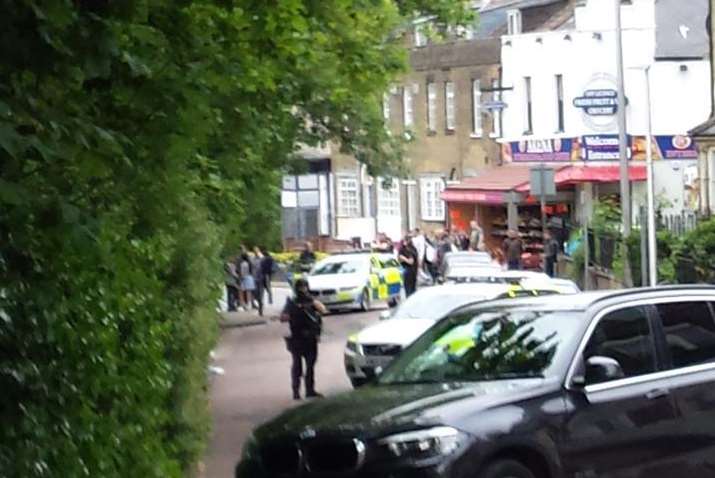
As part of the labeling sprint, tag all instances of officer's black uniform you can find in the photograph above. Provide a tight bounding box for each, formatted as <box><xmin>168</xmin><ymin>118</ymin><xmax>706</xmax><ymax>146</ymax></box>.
<box><xmin>283</xmin><ymin>284</ymin><xmax>323</xmax><ymax>400</ymax></box>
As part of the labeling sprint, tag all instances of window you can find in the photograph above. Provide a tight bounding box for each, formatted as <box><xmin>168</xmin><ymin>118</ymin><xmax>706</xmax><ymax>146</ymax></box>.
<box><xmin>656</xmin><ymin>302</ymin><xmax>715</xmax><ymax>368</ymax></box>
<box><xmin>383</xmin><ymin>93</ymin><xmax>390</xmax><ymax>122</ymax></box>
<box><xmin>472</xmin><ymin>79</ymin><xmax>482</xmax><ymax>137</ymax></box>
<box><xmin>427</xmin><ymin>82</ymin><xmax>437</xmax><ymax>133</ymax></box>
<box><xmin>403</xmin><ymin>87</ymin><xmax>414</xmax><ymax>128</ymax></box>
<box><xmin>377</xmin><ymin>179</ymin><xmax>401</xmax><ymax>217</ymax></box>
<box><xmin>414</xmin><ymin>24</ymin><xmax>427</xmax><ymax>47</ymax></box>
<box><xmin>584</xmin><ymin>306</ymin><xmax>656</xmax><ymax>384</ymax></box>
<box><xmin>491</xmin><ymin>78</ymin><xmax>502</xmax><ymax>137</ymax></box>
<box><xmin>507</xmin><ymin>9</ymin><xmax>522</xmax><ymax>35</ymax></box>
<box><xmin>420</xmin><ymin>177</ymin><xmax>445</xmax><ymax>221</ymax></box>
<box><xmin>556</xmin><ymin>74</ymin><xmax>564</xmax><ymax>133</ymax></box>
<box><xmin>524</xmin><ymin>76</ymin><xmax>533</xmax><ymax>134</ymax></box>
<box><xmin>337</xmin><ymin>177</ymin><xmax>360</xmax><ymax>217</ymax></box>
<box><xmin>444</xmin><ymin>82</ymin><xmax>455</xmax><ymax>131</ymax></box>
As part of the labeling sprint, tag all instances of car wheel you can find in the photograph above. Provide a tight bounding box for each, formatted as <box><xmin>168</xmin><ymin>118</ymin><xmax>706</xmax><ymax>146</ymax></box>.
<box><xmin>479</xmin><ymin>459</ymin><xmax>536</xmax><ymax>478</ymax></box>
<box><xmin>360</xmin><ymin>288</ymin><xmax>371</xmax><ymax>312</ymax></box>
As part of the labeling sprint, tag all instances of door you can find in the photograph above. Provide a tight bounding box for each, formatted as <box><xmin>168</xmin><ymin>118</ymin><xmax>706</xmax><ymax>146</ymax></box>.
<box><xmin>652</xmin><ymin>300</ymin><xmax>715</xmax><ymax>477</ymax></box>
<box><xmin>562</xmin><ymin>304</ymin><xmax>682</xmax><ymax>478</ymax></box>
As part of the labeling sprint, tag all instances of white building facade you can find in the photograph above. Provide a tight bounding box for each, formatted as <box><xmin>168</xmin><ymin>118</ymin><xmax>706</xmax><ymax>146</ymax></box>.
<box><xmin>499</xmin><ymin>0</ymin><xmax>710</xmax><ymax>218</ymax></box>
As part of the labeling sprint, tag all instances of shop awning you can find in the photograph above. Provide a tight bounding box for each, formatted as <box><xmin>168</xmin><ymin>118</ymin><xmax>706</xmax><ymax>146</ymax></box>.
<box><xmin>516</xmin><ymin>164</ymin><xmax>647</xmax><ymax>192</ymax></box>
<box><xmin>441</xmin><ymin>165</ymin><xmax>541</xmax><ymax>204</ymax></box>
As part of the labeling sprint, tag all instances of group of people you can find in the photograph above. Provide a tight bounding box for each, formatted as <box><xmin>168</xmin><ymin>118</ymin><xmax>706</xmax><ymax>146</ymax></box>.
<box><xmin>224</xmin><ymin>246</ymin><xmax>275</xmax><ymax>316</ymax></box>
<box><xmin>395</xmin><ymin>220</ymin><xmax>488</xmax><ymax>297</ymax></box>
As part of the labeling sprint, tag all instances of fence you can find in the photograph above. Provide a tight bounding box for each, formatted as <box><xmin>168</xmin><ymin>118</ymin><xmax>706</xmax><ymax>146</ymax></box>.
<box><xmin>584</xmin><ymin>211</ymin><xmax>702</xmax><ymax>286</ymax></box>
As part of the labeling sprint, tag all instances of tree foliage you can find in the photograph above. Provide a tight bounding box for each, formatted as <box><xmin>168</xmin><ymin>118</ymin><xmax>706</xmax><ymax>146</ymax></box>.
<box><xmin>0</xmin><ymin>0</ymin><xmax>472</xmax><ymax>476</ymax></box>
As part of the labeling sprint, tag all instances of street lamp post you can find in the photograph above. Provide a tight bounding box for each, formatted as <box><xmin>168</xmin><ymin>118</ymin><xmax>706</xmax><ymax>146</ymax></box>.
<box><xmin>614</xmin><ymin>0</ymin><xmax>633</xmax><ymax>286</ymax></box>
<box><xmin>643</xmin><ymin>67</ymin><xmax>657</xmax><ymax>286</ymax></box>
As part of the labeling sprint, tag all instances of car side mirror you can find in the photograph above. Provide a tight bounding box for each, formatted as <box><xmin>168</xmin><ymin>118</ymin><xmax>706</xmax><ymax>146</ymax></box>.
<box><xmin>584</xmin><ymin>356</ymin><xmax>625</xmax><ymax>385</ymax></box>
<box><xmin>379</xmin><ymin>311</ymin><xmax>392</xmax><ymax>321</ymax></box>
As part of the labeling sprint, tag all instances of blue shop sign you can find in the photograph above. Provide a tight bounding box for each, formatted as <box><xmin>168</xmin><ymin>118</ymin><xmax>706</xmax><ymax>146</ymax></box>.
<box><xmin>573</xmin><ymin>89</ymin><xmax>619</xmax><ymax>116</ymax></box>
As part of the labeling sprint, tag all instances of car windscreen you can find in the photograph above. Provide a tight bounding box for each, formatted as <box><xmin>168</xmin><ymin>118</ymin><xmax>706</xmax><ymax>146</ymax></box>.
<box><xmin>391</xmin><ymin>292</ymin><xmax>486</xmax><ymax>320</ymax></box>
<box><xmin>312</xmin><ymin>260</ymin><xmax>366</xmax><ymax>275</ymax></box>
<box><xmin>378</xmin><ymin>307</ymin><xmax>583</xmax><ymax>384</ymax></box>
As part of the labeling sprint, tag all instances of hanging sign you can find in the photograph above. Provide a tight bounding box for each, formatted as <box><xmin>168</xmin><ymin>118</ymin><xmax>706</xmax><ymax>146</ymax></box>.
<box><xmin>573</xmin><ymin>89</ymin><xmax>619</xmax><ymax>116</ymax></box>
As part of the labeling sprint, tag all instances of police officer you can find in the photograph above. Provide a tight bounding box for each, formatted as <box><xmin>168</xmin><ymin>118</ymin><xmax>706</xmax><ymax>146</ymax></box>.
<box><xmin>281</xmin><ymin>278</ymin><xmax>327</xmax><ymax>400</ymax></box>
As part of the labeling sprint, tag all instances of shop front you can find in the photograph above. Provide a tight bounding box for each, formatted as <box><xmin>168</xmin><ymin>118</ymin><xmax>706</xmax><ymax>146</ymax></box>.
<box><xmin>442</xmin><ymin>163</ymin><xmax>648</xmax><ymax>270</ymax></box>
<box><xmin>441</xmin><ymin>165</ymin><xmax>574</xmax><ymax>268</ymax></box>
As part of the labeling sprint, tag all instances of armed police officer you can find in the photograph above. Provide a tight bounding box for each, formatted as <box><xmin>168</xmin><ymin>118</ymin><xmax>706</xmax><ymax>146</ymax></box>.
<box><xmin>281</xmin><ymin>278</ymin><xmax>328</xmax><ymax>400</ymax></box>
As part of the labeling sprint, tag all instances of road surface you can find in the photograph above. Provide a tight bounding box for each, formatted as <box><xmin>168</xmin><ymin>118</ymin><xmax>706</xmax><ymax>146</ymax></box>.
<box><xmin>202</xmin><ymin>290</ymin><xmax>382</xmax><ymax>478</ymax></box>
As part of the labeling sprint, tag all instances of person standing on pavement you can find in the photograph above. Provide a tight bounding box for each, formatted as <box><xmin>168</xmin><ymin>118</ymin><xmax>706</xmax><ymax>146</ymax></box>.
<box><xmin>398</xmin><ymin>234</ymin><xmax>419</xmax><ymax>297</ymax></box>
<box><xmin>502</xmin><ymin>229</ymin><xmax>524</xmax><ymax>271</ymax></box>
<box><xmin>238</xmin><ymin>252</ymin><xmax>256</xmax><ymax>310</ymax></box>
<box><xmin>251</xmin><ymin>248</ymin><xmax>265</xmax><ymax>316</ymax></box>
<box><xmin>469</xmin><ymin>220</ymin><xmax>485</xmax><ymax>252</ymax></box>
<box><xmin>224</xmin><ymin>257</ymin><xmax>239</xmax><ymax>312</ymax></box>
<box><xmin>299</xmin><ymin>242</ymin><xmax>316</xmax><ymax>266</ymax></box>
<box><xmin>281</xmin><ymin>278</ymin><xmax>327</xmax><ymax>400</ymax></box>
<box><xmin>260</xmin><ymin>247</ymin><xmax>275</xmax><ymax>305</ymax></box>
<box><xmin>543</xmin><ymin>230</ymin><xmax>560</xmax><ymax>278</ymax></box>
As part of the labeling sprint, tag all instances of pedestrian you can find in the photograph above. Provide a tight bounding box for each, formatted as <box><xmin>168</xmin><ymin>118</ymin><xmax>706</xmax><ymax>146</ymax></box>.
<box><xmin>224</xmin><ymin>257</ymin><xmax>239</xmax><ymax>312</ymax></box>
<box><xmin>260</xmin><ymin>247</ymin><xmax>275</xmax><ymax>305</ymax></box>
<box><xmin>252</xmin><ymin>247</ymin><xmax>265</xmax><ymax>316</ymax></box>
<box><xmin>436</xmin><ymin>230</ymin><xmax>453</xmax><ymax>279</ymax></box>
<box><xmin>280</xmin><ymin>278</ymin><xmax>327</xmax><ymax>400</ymax></box>
<box><xmin>298</xmin><ymin>242</ymin><xmax>316</xmax><ymax>272</ymax></box>
<box><xmin>238</xmin><ymin>252</ymin><xmax>256</xmax><ymax>310</ymax></box>
<box><xmin>502</xmin><ymin>229</ymin><xmax>524</xmax><ymax>271</ymax></box>
<box><xmin>544</xmin><ymin>230</ymin><xmax>560</xmax><ymax>278</ymax></box>
<box><xmin>398</xmin><ymin>234</ymin><xmax>418</xmax><ymax>297</ymax></box>
<box><xmin>469</xmin><ymin>220</ymin><xmax>485</xmax><ymax>251</ymax></box>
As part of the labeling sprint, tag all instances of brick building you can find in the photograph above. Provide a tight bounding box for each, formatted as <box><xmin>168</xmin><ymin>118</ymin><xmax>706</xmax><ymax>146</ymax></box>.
<box><xmin>281</xmin><ymin>0</ymin><xmax>579</xmax><ymax>245</ymax></box>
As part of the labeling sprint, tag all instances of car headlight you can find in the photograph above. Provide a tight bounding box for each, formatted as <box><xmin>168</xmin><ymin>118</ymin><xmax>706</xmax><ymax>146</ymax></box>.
<box><xmin>346</xmin><ymin>335</ymin><xmax>361</xmax><ymax>354</ymax></box>
<box><xmin>240</xmin><ymin>433</ymin><xmax>259</xmax><ymax>461</ymax></box>
<box><xmin>378</xmin><ymin>426</ymin><xmax>466</xmax><ymax>460</ymax></box>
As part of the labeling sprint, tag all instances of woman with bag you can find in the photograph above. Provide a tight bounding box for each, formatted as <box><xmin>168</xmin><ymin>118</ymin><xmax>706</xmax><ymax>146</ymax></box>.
<box><xmin>280</xmin><ymin>279</ymin><xmax>327</xmax><ymax>400</ymax></box>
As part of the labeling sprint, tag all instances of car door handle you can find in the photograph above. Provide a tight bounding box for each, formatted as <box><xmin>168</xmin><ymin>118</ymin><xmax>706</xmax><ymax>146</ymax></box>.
<box><xmin>645</xmin><ymin>388</ymin><xmax>670</xmax><ymax>400</ymax></box>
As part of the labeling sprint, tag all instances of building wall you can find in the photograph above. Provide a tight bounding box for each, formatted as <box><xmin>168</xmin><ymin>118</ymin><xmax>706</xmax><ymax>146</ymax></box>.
<box><xmin>329</xmin><ymin>38</ymin><xmax>503</xmax><ymax>241</ymax></box>
<box><xmin>500</xmin><ymin>0</ymin><xmax>710</xmax><ymax>217</ymax></box>
<box><xmin>502</xmin><ymin>0</ymin><xmax>710</xmax><ymax>141</ymax></box>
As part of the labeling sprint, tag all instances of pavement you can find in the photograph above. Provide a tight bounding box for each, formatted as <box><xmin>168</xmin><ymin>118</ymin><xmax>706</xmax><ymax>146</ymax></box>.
<box><xmin>218</xmin><ymin>283</ymin><xmax>291</xmax><ymax>328</ymax></box>
<box><xmin>201</xmin><ymin>292</ymin><xmax>383</xmax><ymax>478</ymax></box>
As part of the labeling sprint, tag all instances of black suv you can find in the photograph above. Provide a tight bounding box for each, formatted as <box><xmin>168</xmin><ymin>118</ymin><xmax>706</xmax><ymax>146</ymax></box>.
<box><xmin>236</xmin><ymin>287</ymin><xmax>715</xmax><ymax>478</ymax></box>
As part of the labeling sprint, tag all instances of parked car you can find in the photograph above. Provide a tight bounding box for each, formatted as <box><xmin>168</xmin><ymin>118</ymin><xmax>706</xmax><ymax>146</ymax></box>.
<box><xmin>306</xmin><ymin>253</ymin><xmax>402</xmax><ymax>312</ymax></box>
<box><xmin>236</xmin><ymin>286</ymin><xmax>715</xmax><ymax>478</ymax></box>
<box><xmin>344</xmin><ymin>280</ymin><xmax>574</xmax><ymax>387</ymax></box>
<box><xmin>441</xmin><ymin>251</ymin><xmax>499</xmax><ymax>277</ymax></box>
<box><xmin>444</xmin><ymin>267</ymin><xmax>547</xmax><ymax>285</ymax></box>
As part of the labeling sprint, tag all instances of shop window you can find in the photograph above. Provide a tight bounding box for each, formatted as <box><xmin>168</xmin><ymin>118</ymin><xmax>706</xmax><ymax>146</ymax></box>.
<box><xmin>420</xmin><ymin>177</ymin><xmax>445</xmax><ymax>221</ymax></box>
<box><xmin>445</xmin><ymin>81</ymin><xmax>455</xmax><ymax>131</ymax></box>
<box><xmin>378</xmin><ymin>179</ymin><xmax>401</xmax><ymax>217</ymax></box>
<box><xmin>337</xmin><ymin>176</ymin><xmax>360</xmax><ymax>217</ymax></box>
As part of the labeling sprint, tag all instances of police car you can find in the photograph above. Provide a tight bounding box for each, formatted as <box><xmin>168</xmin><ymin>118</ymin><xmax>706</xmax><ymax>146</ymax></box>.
<box><xmin>344</xmin><ymin>281</ymin><xmax>575</xmax><ymax>387</ymax></box>
<box><xmin>306</xmin><ymin>253</ymin><xmax>402</xmax><ymax>313</ymax></box>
